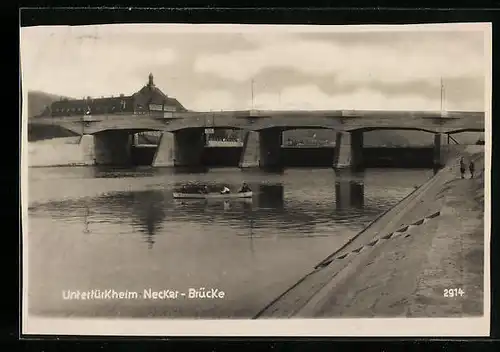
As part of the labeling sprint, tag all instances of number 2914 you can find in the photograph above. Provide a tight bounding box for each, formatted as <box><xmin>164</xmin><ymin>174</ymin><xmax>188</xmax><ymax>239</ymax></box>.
<box><xmin>443</xmin><ymin>288</ymin><xmax>465</xmax><ymax>297</ymax></box>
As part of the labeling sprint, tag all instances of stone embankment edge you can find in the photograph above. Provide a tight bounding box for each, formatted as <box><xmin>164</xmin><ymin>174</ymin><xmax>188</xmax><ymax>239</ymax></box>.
<box><xmin>253</xmin><ymin>147</ymin><xmax>469</xmax><ymax>318</ymax></box>
<box><xmin>295</xmin><ymin>149</ymin><xmax>485</xmax><ymax>317</ymax></box>
<box><xmin>314</xmin><ymin>169</ymin><xmax>444</xmax><ymax>269</ymax></box>
<box><xmin>253</xmin><ymin>168</ymin><xmax>445</xmax><ymax>318</ymax></box>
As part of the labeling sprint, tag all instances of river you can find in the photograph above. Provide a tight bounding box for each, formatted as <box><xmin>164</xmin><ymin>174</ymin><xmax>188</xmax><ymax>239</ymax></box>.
<box><xmin>26</xmin><ymin>166</ymin><xmax>434</xmax><ymax>318</ymax></box>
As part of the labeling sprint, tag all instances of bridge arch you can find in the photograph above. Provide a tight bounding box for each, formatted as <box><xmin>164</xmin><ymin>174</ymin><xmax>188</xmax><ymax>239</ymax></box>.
<box><xmin>353</xmin><ymin>126</ymin><xmax>439</xmax><ymax>135</ymax></box>
<box><xmin>89</xmin><ymin>127</ymin><xmax>164</xmax><ymax>135</ymax></box>
<box><xmin>252</xmin><ymin>122</ymin><xmax>338</xmax><ymax>132</ymax></box>
<box><xmin>239</xmin><ymin>125</ymin><xmax>463</xmax><ymax>170</ymax></box>
<box><xmin>276</xmin><ymin>126</ymin><xmax>447</xmax><ymax>149</ymax></box>
<box><xmin>28</xmin><ymin>110</ymin><xmax>484</xmax><ymax>168</ymax></box>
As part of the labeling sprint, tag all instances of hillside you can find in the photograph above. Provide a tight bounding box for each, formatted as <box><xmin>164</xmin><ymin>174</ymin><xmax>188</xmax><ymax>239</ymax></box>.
<box><xmin>26</xmin><ymin>91</ymin><xmax>78</xmax><ymax>141</ymax></box>
<box><xmin>26</xmin><ymin>91</ymin><xmax>71</xmax><ymax>118</ymax></box>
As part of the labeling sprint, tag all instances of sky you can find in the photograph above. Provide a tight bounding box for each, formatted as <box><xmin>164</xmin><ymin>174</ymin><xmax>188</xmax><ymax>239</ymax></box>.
<box><xmin>20</xmin><ymin>23</ymin><xmax>490</xmax><ymax>112</ymax></box>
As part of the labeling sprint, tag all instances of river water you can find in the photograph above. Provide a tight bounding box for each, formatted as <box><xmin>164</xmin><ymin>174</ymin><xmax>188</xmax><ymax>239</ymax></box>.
<box><xmin>26</xmin><ymin>166</ymin><xmax>434</xmax><ymax>318</ymax></box>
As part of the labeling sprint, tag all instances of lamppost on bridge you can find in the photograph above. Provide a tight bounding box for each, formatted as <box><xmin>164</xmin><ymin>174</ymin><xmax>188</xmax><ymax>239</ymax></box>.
<box><xmin>250</xmin><ymin>78</ymin><xmax>267</xmax><ymax>111</ymax></box>
<box><xmin>440</xmin><ymin>77</ymin><xmax>444</xmax><ymax>112</ymax></box>
<box><xmin>440</xmin><ymin>77</ymin><xmax>448</xmax><ymax>118</ymax></box>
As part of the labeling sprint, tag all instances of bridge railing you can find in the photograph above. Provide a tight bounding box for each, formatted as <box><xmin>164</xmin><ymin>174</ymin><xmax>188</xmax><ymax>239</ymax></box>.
<box><xmin>206</xmin><ymin>140</ymin><xmax>244</xmax><ymax>147</ymax></box>
<box><xmin>283</xmin><ymin>139</ymin><xmax>335</xmax><ymax>147</ymax></box>
<box><xmin>447</xmin><ymin>134</ymin><xmax>460</xmax><ymax>145</ymax></box>
<box><xmin>35</xmin><ymin>111</ymin><xmax>173</xmax><ymax>121</ymax></box>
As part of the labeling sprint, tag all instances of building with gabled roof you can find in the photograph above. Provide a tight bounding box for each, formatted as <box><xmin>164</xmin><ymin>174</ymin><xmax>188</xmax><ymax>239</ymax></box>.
<box><xmin>39</xmin><ymin>73</ymin><xmax>188</xmax><ymax>117</ymax></box>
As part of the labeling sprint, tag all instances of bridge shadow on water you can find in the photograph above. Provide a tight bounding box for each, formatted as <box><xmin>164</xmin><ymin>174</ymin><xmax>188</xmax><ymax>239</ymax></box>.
<box><xmin>85</xmin><ymin>160</ymin><xmax>440</xmax><ymax>182</ymax></box>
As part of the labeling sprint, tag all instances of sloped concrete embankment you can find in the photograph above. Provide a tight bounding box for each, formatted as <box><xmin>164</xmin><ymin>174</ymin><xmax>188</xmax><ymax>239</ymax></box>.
<box><xmin>256</xmin><ymin>145</ymin><xmax>485</xmax><ymax>318</ymax></box>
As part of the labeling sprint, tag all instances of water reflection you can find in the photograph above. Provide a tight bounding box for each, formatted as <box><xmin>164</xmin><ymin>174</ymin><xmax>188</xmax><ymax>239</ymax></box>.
<box><xmin>83</xmin><ymin>204</ymin><xmax>90</xmax><ymax>234</ymax></box>
<box><xmin>73</xmin><ymin>191</ymin><xmax>167</xmax><ymax>249</ymax></box>
<box><xmin>31</xmin><ymin>177</ymin><xmax>376</xmax><ymax>243</ymax></box>
<box><xmin>28</xmin><ymin>167</ymin><xmax>433</xmax><ymax>318</ymax></box>
<box><xmin>335</xmin><ymin>181</ymin><xmax>364</xmax><ymax>210</ymax></box>
<box><xmin>257</xmin><ymin>184</ymin><xmax>285</xmax><ymax>210</ymax></box>
<box><xmin>130</xmin><ymin>191</ymin><xmax>167</xmax><ymax>249</ymax></box>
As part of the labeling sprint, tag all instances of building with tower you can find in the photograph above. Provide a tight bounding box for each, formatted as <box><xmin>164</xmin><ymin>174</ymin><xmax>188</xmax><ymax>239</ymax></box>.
<box><xmin>39</xmin><ymin>73</ymin><xmax>187</xmax><ymax>117</ymax></box>
<box><xmin>34</xmin><ymin>72</ymin><xmax>242</xmax><ymax>143</ymax></box>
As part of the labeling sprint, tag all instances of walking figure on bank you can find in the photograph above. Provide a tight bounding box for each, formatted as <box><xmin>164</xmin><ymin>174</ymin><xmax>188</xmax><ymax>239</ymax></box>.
<box><xmin>459</xmin><ymin>157</ymin><xmax>466</xmax><ymax>179</ymax></box>
<box><xmin>469</xmin><ymin>160</ymin><xmax>475</xmax><ymax>179</ymax></box>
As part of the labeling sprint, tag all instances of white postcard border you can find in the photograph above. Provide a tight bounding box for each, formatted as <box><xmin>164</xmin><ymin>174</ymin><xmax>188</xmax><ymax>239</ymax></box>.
<box><xmin>20</xmin><ymin>21</ymin><xmax>492</xmax><ymax>337</ymax></box>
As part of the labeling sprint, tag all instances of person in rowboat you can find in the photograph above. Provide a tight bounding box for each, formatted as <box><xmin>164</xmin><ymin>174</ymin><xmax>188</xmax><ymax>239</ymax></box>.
<box><xmin>221</xmin><ymin>186</ymin><xmax>231</xmax><ymax>194</ymax></box>
<box><xmin>238</xmin><ymin>182</ymin><xmax>251</xmax><ymax>193</ymax></box>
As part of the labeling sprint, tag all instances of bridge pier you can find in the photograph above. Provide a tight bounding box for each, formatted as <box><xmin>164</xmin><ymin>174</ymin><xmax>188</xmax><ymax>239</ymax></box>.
<box><xmin>433</xmin><ymin>133</ymin><xmax>448</xmax><ymax>168</ymax></box>
<box><xmin>239</xmin><ymin>131</ymin><xmax>260</xmax><ymax>168</ymax></box>
<box><xmin>153</xmin><ymin>132</ymin><xmax>175</xmax><ymax>166</ymax></box>
<box><xmin>333</xmin><ymin>131</ymin><xmax>364</xmax><ymax>170</ymax></box>
<box><xmin>335</xmin><ymin>180</ymin><xmax>365</xmax><ymax>209</ymax></box>
<box><xmin>79</xmin><ymin>134</ymin><xmax>97</xmax><ymax>165</ymax></box>
<box><xmin>153</xmin><ymin>129</ymin><xmax>205</xmax><ymax>167</ymax></box>
<box><xmin>94</xmin><ymin>131</ymin><xmax>134</xmax><ymax>165</ymax></box>
<box><xmin>239</xmin><ymin>128</ymin><xmax>283</xmax><ymax>168</ymax></box>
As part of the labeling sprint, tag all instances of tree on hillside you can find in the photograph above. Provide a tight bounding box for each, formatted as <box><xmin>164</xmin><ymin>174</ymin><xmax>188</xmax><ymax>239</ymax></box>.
<box><xmin>26</xmin><ymin>91</ymin><xmax>70</xmax><ymax>118</ymax></box>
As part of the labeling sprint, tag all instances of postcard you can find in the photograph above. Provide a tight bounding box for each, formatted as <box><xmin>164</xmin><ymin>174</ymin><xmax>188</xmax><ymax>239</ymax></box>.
<box><xmin>21</xmin><ymin>21</ymin><xmax>491</xmax><ymax>336</ymax></box>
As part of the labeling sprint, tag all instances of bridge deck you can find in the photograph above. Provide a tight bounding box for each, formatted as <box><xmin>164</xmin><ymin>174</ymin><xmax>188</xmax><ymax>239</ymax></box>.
<box><xmin>30</xmin><ymin>109</ymin><xmax>485</xmax><ymax>121</ymax></box>
<box><xmin>174</xmin><ymin>109</ymin><xmax>484</xmax><ymax>119</ymax></box>
<box><xmin>28</xmin><ymin>109</ymin><xmax>485</xmax><ymax>135</ymax></box>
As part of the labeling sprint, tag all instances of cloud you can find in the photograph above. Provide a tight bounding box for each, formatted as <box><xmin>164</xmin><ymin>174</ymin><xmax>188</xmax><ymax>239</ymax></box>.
<box><xmin>183</xmin><ymin>84</ymin><xmax>483</xmax><ymax>111</ymax></box>
<box><xmin>20</xmin><ymin>27</ymin><xmax>177</xmax><ymax>97</ymax></box>
<box><xmin>248</xmin><ymin>85</ymin><xmax>482</xmax><ymax>111</ymax></box>
<box><xmin>193</xmin><ymin>34</ymin><xmax>485</xmax><ymax>85</ymax></box>
<box><xmin>190</xmin><ymin>90</ymin><xmax>238</xmax><ymax>111</ymax></box>
<box><xmin>20</xmin><ymin>25</ymin><xmax>487</xmax><ymax>113</ymax></box>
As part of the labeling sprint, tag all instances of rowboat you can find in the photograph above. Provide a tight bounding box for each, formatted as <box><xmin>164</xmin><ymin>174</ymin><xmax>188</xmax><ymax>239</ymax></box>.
<box><xmin>173</xmin><ymin>191</ymin><xmax>253</xmax><ymax>199</ymax></box>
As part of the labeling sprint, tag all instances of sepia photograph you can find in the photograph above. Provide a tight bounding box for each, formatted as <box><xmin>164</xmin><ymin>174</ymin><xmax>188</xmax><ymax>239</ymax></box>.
<box><xmin>21</xmin><ymin>21</ymin><xmax>491</xmax><ymax>336</ymax></box>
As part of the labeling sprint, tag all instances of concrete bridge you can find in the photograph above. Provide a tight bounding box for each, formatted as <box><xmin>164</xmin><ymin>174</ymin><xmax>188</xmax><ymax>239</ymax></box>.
<box><xmin>28</xmin><ymin>109</ymin><xmax>484</xmax><ymax>169</ymax></box>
